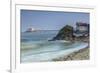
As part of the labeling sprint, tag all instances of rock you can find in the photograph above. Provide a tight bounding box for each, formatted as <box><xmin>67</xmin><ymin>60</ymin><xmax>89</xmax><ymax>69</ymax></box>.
<box><xmin>51</xmin><ymin>25</ymin><xmax>74</xmax><ymax>41</ymax></box>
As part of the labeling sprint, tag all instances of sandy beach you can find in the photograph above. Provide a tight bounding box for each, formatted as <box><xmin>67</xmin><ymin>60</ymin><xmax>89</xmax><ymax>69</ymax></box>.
<box><xmin>53</xmin><ymin>47</ymin><xmax>89</xmax><ymax>61</ymax></box>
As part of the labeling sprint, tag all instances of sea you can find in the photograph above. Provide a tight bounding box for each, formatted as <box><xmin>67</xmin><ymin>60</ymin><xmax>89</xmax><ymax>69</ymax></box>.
<box><xmin>21</xmin><ymin>30</ymin><xmax>88</xmax><ymax>63</ymax></box>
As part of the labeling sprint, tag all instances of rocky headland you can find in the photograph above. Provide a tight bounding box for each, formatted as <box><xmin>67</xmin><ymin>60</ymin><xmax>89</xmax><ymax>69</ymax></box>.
<box><xmin>50</xmin><ymin>25</ymin><xmax>74</xmax><ymax>41</ymax></box>
<box><xmin>50</xmin><ymin>23</ymin><xmax>89</xmax><ymax>61</ymax></box>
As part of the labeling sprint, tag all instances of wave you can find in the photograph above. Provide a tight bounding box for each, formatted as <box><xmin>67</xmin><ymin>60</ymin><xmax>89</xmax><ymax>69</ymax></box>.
<box><xmin>21</xmin><ymin>41</ymin><xmax>88</xmax><ymax>62</ymax></box>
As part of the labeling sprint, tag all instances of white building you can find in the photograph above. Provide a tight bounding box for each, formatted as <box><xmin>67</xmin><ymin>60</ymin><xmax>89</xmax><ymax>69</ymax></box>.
<box><xmin>73</xmin><ymin>22</ymin><xmax>89</xmax><ymax>37</ymax></box>
<box><xmin>76</xmin><ymin>22</ymin><xmax>89</xmax><ymax>32</ymax></box>
<box><xmin>26</xmin><ymin>27</ymin><xmax>36</xmax><ymax>32</ymax></box>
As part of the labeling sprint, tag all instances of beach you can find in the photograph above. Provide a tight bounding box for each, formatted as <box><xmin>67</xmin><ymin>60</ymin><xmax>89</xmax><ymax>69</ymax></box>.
<box><xmin>21</xmin><ymin>30</ymin><xmax>89</xmax><ymax>62</ymax></box>
<box><xmin>53</xmin><ymin>47</ymin><xmax>89</xmax><ymax>61</ymax></box>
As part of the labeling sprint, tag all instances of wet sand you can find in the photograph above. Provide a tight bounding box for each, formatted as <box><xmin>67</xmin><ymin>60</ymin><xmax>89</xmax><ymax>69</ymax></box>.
<box><xmin>53</xmin><ymin>48</ymin><xmax>89</xmax><ymax>61</ymax></box>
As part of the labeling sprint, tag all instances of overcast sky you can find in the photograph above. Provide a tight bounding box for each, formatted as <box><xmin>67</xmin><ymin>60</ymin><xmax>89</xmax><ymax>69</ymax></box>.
<box><xmin>21</xmin><ymin>10</ymin><xmax>89</xmax><ymax>32</ymax></box>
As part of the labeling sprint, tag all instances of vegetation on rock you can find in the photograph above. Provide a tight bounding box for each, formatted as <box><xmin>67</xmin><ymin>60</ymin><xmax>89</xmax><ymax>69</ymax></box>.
<box><xmin>51</xmin><ymin>25</ymin><xmax>74</xmax><ymax>41</ymax></box>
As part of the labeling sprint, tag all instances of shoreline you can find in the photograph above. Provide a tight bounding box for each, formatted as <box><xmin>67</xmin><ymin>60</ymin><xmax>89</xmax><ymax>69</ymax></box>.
<box><xmin>52</xmin><ymin>47</ymin><xmax>89</xmax><ymax>61</ymax></box>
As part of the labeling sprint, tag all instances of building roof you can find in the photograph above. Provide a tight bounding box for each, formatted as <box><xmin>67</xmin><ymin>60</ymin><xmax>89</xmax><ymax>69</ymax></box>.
<box><xmin>76</xmin><ymin>22</ymin><xmax>89</xmax><ymax>26</ymax></box>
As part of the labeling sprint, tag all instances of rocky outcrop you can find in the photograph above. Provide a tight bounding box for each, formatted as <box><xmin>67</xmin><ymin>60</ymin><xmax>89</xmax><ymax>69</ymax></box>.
<box><xmin>51</xmin><ymin>25</ymin><xmax>74</xmax><ymax>41</ymax></box>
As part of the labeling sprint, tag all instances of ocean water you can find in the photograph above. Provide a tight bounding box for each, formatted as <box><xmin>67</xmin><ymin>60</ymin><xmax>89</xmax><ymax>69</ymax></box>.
<box><xmin>21</xmin><ymin>30</ymin><xmax>88</xmax><ymax>63</ymax></box>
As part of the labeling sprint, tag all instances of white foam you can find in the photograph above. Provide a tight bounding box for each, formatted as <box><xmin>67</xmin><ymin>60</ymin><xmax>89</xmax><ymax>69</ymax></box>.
<box><xmin>21</xmin><ymin>42</ymin><xmax>88</xmax><ymax>63</ymax></box>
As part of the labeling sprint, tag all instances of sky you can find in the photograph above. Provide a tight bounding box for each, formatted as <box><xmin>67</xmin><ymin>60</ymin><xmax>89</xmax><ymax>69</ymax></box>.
<box><xmin>21</xmin><ymin>10</ymin><xmax>90</xmax><ymax>32</ymax></box>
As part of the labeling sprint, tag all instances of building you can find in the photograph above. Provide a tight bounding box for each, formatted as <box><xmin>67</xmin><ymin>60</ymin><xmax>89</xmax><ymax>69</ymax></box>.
<box><xmin>73</xmin><ymin>22</ymin><xmax>89</xmax><ymax>37</ymax></box>
<box><xmin>26</xmin><ymin>27</ymin><xmax>36</xmax><ymax>32</ymax></box>
<box><xmin>76</xmin><ymin>22</ymin><xmax>89</xmax><ymax>32</ymax></box>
